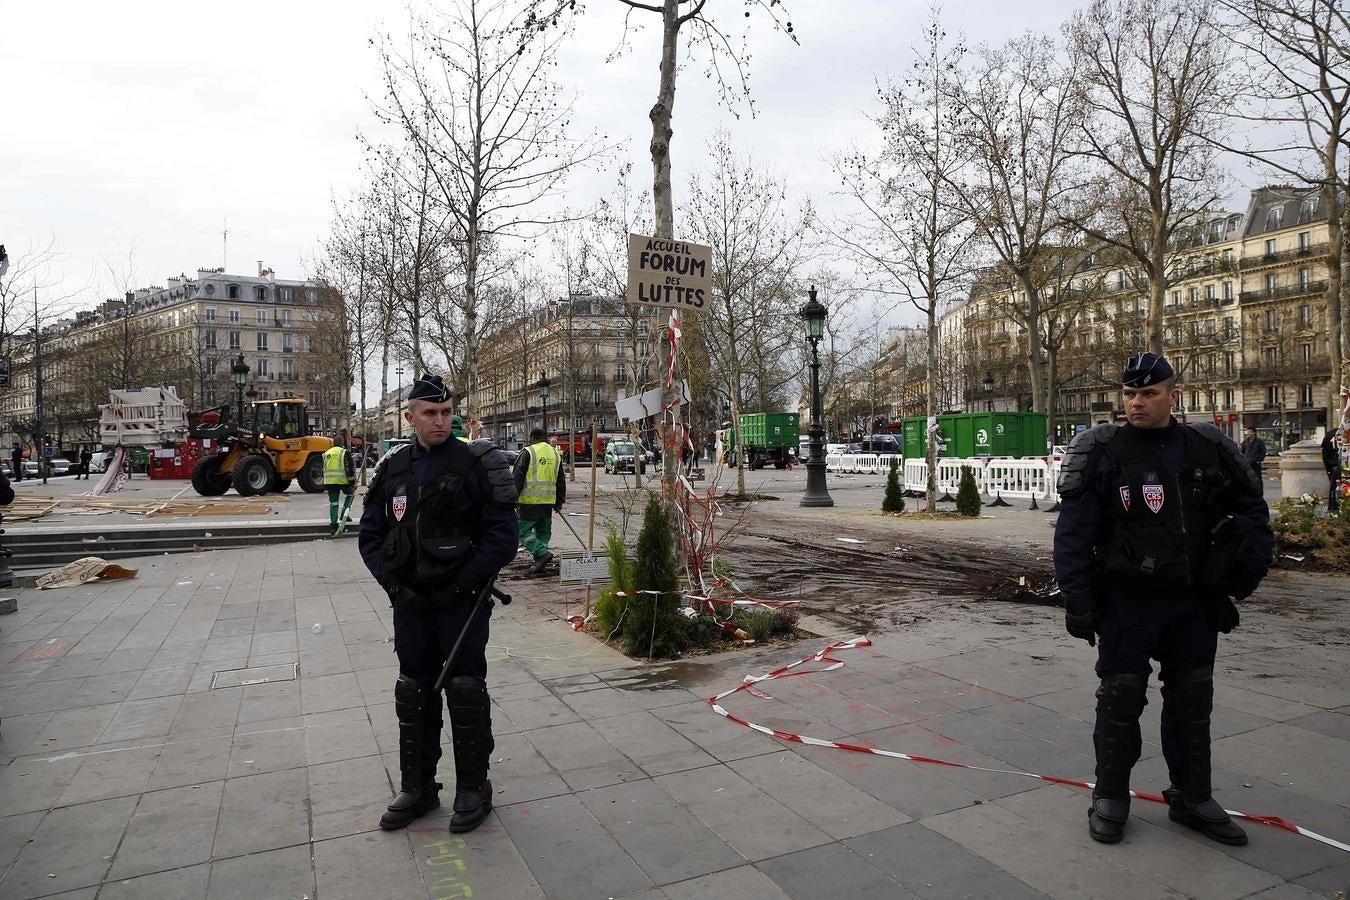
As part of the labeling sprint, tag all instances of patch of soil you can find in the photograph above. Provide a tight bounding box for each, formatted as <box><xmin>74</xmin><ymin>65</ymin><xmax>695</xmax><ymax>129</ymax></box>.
<box><xmin>714</xmin><ymin>492</ymin><xmax>781</xmax><ymax>504</ymax></box>
<box><xmin>721</xmin><ymin>530</ymin><xmax>1057</xmax><ymax>634</ymax></box>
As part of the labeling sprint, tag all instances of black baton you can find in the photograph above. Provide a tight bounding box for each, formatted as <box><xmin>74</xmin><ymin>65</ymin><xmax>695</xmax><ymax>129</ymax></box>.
<box><xmin>432</xmin><ymin>581</ymin><xmax>513</xmax><ymax>692</ymax></box>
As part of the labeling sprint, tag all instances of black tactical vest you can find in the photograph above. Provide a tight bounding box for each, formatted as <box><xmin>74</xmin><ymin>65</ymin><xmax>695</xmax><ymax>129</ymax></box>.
<box><xmin>1099</xmin><ymin>426</ymin><xmax>1228</xmax><ymax>591</ymax></box>
<box><xmin>379</xmin><ymin>445</ymin><xmax>481</xmax><ymax>591</ymax></box>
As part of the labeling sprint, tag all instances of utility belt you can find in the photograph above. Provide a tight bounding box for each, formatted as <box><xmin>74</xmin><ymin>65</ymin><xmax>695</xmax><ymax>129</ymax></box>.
<box><xmin>383</xmin><ymin>528</ymin><xmax>477</xmax><ymax>608</ymax></box>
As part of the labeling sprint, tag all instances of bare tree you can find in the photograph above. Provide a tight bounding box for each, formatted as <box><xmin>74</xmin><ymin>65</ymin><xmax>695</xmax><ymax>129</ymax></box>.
<box><xmin>1064</xmin><ymin>0</ymin><xmax>1233</xmax><ymax>354</ymax></box>
<box><xmin>374</xmin><ymin>0</ymin><xmax>604</xmax><ymax>414</ymax></box>
<box><xmin>1218</xmin><ymin>0</ymin><xmax>1350</xmax><ymax>418</ymax></box>
<box><xmin>830</xmin><ymin>11</ymin><xmax>979</xmax><ymax>512</ymax></box>
<box><xmin>684</xmin><ymin>134</ymin><xmax>811</xmax><ymax>497</ymax></box>
<box><xmin>949</xmin><ymin>32</ymin><xmax>1086</xmax><ymax>440</ymax></box>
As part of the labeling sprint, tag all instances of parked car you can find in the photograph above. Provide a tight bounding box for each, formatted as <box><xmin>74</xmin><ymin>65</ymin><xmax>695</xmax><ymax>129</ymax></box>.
<box><xmin>24</xmin><ymin>458</ymin><xmax>72</xmax><ymax>477</ymax></box>
<box><xmin>88</xmin><ymin>451</ymin><xmax>112</xmax><ymax>473</ymax></box>
<box><xmin>0</xmin><ymin>462</ymin><xmax>12</xmax><ymax>479</ymax></box>
<box><xmin>604</xmin><ymin>440</ymin><xmax>647</xmax><ymax>474</ymax></box>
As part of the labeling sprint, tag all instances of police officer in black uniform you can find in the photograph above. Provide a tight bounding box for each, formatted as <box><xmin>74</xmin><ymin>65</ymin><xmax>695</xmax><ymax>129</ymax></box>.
<box><xmin>358</xmin><ymin>374</ymin><xmax>518</xmax><ymax>834</ymax></box>
<box><xmin>1054</xmin><ymin>352</ymin><xmax>1272</xmax><ymax>846</ymax></box>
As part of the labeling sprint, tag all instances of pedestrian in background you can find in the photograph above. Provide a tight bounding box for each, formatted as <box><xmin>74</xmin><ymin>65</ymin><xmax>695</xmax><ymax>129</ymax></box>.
<box><xmin>514</xmin><ymin>427</ymin><xmax>565</xmax><ymax>573</ymax></box>
<box><xmin>1322</xmin><ymin>427</ymin><xmax>1343</xmax><ymax>513</ymax></box>
<box><xmin>357</xmin><ymin>373</ymin><xmax>518</xmax><ymax>834</ymax></box>
<box><xmin>79</xmin><ymin>446</ymin><xmax>93</xmax><ymax>480</ymax></box>
<box><xmin>1054</xmin><ymin>352</ymin><xmax>1272</xmax><ymax>847</ymax></box>
<box><xmin>1239</xmin><ymin>426</ymin><xmax>1267</xmax><ymax>483</ymax></box>
<box><xmin>10</xmin><ymin>441</ymin><xmax>22</xmax><ymax>482</ymax></box>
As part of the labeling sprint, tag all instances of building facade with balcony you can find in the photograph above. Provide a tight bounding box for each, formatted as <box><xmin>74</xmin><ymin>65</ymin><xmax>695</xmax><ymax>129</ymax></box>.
<box><xmin>1236</xmin><ymin>185</ymin><xmax>1336</xmax><ymax>445</ymax></box>
<box><xmin>470</xmin><ymin>295</ymin><xmax>662</xmax><ymax>447</ymax></box>
<box><xmin>903</xmin><ymin>187</ymin><xmax>1340</xmax><ymax>449</ymax></box>
<box><xmin>1</xmin><ymin>264</ymin><xmax>350</xmax><ymax>449</ymax></box>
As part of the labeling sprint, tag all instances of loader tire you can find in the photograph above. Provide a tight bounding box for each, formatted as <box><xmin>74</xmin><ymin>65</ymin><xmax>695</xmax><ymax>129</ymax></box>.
<box><xmin>297</xmin><ymin>453</ymin><xmax>326</xmax><ymax>493</ymax></box>
<box><xmin>232</xmin><ymin>454</ymin><xmax>275</xmax><ymax>497</ymax></box>
<box><xmin>191</xmin><ymin>457</ymin><xmax>231</xmax><ymax>496</ymax></box>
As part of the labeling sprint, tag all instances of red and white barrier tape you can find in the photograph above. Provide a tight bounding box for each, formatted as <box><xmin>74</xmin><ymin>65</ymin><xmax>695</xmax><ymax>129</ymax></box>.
<box><xmin>707</xmin><ymin>637</ymin><xmax>1350</xmax><ymax>854</ymax></box>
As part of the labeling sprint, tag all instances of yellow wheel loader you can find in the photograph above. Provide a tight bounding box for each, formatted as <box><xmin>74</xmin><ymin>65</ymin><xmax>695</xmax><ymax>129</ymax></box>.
<box><xmin>189</xmin><ymin>399</ymin><xmax>334</xmax><ymax>497</ymax></box>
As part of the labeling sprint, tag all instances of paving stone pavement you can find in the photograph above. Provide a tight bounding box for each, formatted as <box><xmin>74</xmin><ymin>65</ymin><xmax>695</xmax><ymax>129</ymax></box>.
<box><xmin>0</xmin><ymin>540</ymin><xmax>1346</xmax><ymax>899</ymax></box>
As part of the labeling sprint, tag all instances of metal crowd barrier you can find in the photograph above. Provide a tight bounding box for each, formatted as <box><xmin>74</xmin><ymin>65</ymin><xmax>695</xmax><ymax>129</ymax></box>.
<box><xmin>826</xmin><ymin>454</ymin><xmax>1062</xmax><ymax>507</ymax></box>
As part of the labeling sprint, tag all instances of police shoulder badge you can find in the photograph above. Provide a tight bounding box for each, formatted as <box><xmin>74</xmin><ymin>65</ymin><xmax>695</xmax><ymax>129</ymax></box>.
<box><xmin>1119</xmin><ymin>486</ymin><xmax>1131</xmax><ymax>510</ymax></box>
<box><xmin>1142</xmin><ymin>483</ymin><xmax>1165</xmax><ymax>513</ymax></box>
<box><xmin>392</xmin><ymin>487</ymin><xmax>408</xmax><ymax>522</ymax></box>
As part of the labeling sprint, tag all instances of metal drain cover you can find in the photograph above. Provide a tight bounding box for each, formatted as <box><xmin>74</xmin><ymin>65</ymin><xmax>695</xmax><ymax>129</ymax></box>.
<box><xmin>211</xmin><ymin>663</ymin><xmax>298</xmax><ymax>689</ymax></box>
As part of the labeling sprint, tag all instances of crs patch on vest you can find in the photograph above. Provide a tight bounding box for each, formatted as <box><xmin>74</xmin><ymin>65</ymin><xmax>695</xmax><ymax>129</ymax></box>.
<box><xmin>392</xmin><ymin>488</ymin><xmax>408</xmax><ymax>522</ymax></box>
<box><xmin>1142</xmin><ymin>483</ymin><xmax>1165</xmax><ymax>513</ymax></box>
<box><xmin>1119</xmin><ymin>487</ymin><xmax>1131</xmax><ymax>510</ymax></box>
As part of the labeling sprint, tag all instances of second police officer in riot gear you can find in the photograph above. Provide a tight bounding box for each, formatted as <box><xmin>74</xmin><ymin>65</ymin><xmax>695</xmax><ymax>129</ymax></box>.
<box><xmin>358</xmin><ymin>374</ymin><xmax>518</xmax><ymax>834</ymax></box>
<box><xmin>1054</xmin><ymin>352</ymin><xmax>1273</xmax><ymax>846</ymax></box>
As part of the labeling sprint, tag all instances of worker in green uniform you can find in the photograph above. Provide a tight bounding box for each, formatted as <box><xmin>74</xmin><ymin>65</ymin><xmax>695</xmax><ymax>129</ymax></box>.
<box><xmin>323</xmin><ymin>442</ymin><xmax>356</xmax><ymax>535</ymax></box>
<box><xmin>514</xmin><ymin>427</ymin><xmax>565</xmax><ymax>572</ymax></box>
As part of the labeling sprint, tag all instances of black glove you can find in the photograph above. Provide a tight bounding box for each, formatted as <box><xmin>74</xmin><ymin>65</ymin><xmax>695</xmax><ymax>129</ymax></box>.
<box><xmin>1065</xmin><ymin>610</ymin><xmax>1097</xmax><ymax>647</ymax></box>
<box><xmin>1208</xmin><ymin>594</ymin><xmax>1240</xmax><ymax>634</ymax></box>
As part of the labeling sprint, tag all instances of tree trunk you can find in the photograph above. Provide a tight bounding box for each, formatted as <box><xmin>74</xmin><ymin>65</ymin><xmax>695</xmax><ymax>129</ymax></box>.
<box><xmin>1333</xmin><ymin>186</ymin><xmax>1348</xmax><ymax>401</ymax></box>
<box><xmin>925</xmin><ymin>304</ymin><xmax>939</xmax><ymax>514</ymax></box>
<box><xmin>650</xmin><ymin>0</ymin><xmax>681</xmax><ymax>491</ymax></box>
<box><xmin>1045</xmin><ymin>347</ymin><xmax>1059</xmax><ymax>450</ymax></box>
<box><xmin>1149</xmin><ymin>210</ymin><xmax>1167</xmax><ymax>354</ymax></box>
<box><xmin>1015</xmin><ymin>272</ymin><xmax>1046</xmax><ymax>412</ymax></box>
<box><xmin>650</xmin><ymin>0</ymin><xmax>679</xmax><ymax>240</ymax></box>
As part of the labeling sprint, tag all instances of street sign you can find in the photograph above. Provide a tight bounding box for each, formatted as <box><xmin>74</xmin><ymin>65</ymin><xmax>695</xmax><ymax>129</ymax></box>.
<box><xmin>616</xmin><ymin>381</ymin><xmax>690</xmax><ymax>423</ymax></box>
<box><xmin>559</xmin><ymin>552</ymin><xmax>610</xmax><ymax>586</ymax></box>
<box><xmin>626</xmin><ymin>233</ymin><xmax>712</xmax><ymax>311</ymax></box>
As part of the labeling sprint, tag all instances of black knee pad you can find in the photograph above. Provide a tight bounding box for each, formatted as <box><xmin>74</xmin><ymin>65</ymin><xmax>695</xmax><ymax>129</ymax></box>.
<box><xmin>448</xmin><ymin>675</ymin><xmax>488</xmax><ymax>705</ymax></box>
<box><xmin>1097</xmin><ymin>672</ymin><xmax>1148</xmax><ymax>718</ymax></box>
<box><xmin>1171</xmin><ymin>665</ymin><xmax>1214</xmax><ymax>716</ymax></box>
<box><xmin>394</xmin><ymin>673</ymin><xmax>426</xmax><ymax>719</ymax></box>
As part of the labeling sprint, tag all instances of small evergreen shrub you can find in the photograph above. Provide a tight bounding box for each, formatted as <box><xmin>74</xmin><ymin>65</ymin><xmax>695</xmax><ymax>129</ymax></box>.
<box><xmin>882</xmin><ymin>457</ymin><xmax>905</xmax><ymax>513</ymax></box>
<box><xmin>956</xmin><ymin>465</ymin><xmax>982</xmax><ymax>517</ymax></box>
<box><xmin>623</xmin><ymin>494</ymin><xmax>687</xmax><ymax>658</ymax></box>
<box><xmin>594</xmin><ymin>526</ymin><xmax>633</xmax><ymax>641</ymax></box>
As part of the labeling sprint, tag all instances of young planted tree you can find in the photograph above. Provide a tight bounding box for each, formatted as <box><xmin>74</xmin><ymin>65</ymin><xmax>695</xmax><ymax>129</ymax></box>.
<box><xmin>956</xmin><ymin>464</ymin><xmax>982</xmax><ymax>516</ymax></box>
<box><xmin>1064</xmin><ymin>0</ymin><xmax>1234</xmax><ymax>355</ymax></box>
<box><xmin>831</xmin><ymin>11</ymin><xmax>979</xmax><ymax>513</ymax></box>
<box><xmin>624</xmin><ymin>492</ymin><xmax>685</xmax><ymax>658</ymax></box>
<box><xmin>882</xmin><ymin>457</ymin><xmax>905</xmax><ymax>513</ymax></box>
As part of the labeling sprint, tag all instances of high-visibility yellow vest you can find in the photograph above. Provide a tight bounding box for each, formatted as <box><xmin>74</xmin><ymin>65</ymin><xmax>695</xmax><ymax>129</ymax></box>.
<box><xmin>519</xmin><ymin>442</ymin><xmax>560</xmax><ymax>506</ymax></box>
<box><xmin>322</xmin><ymin>446</ymin><xmax>349</xmax><ymax>486</ymax></box>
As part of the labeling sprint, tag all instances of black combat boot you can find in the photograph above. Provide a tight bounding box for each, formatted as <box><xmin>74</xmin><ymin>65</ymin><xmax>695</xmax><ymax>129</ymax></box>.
<box><xmin>447</xmin><ymin>675</ymin><xmax>493</xmax><ymax>834</ymax></box>
<box><xmin>1163</xmin><ymin>666</ymin><xmax>1247</xmax><ymax>846</ymax></box>
<box><xmin>1089</xmin><ymin>672</ymin><xmax>1148</xmax><ymax>844</ymax></box>
<box><xmin>380</xmin><ymin>675</ymin><xmax>442</xmax><ymax>830</ymax></box>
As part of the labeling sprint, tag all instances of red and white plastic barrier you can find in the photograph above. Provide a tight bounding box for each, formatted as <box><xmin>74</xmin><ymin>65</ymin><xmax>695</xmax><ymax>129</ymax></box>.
<box><xmin>708</xmin><ymin>638</ymin><xmax>1350</xmax><ymax>854</ymax></box>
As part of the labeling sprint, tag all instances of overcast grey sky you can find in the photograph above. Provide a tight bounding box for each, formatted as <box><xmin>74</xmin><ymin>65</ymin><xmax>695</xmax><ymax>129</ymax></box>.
<box><xmin>2</xmin><ymin>0</ymin><xmax>1261</xmax><ymax>325</ymax></box>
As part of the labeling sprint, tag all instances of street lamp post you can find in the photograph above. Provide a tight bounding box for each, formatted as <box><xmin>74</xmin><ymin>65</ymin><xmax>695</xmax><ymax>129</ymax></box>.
<box><xmin>799</xmin><ymin>286</ymin><xmax>834</xmax><ymax>508</ymax></box>
<box><xmin>395</xmin><ymin>365</ymin><xmax>405</xmax><ymax>438</ymax></box>
<box><xmin>231</xmin><ymin>353</ymin><xmax>250</xmax><ymax>425</ymax></box>
<box><xmin>537</xmin><ymin>373</ymin><xmax>551</xmax><ymax>433</ymax></box>
<box><xmin>983</xmin><ymin>372</ymin><xmax>995</xmax><ymax>412</ymax></box>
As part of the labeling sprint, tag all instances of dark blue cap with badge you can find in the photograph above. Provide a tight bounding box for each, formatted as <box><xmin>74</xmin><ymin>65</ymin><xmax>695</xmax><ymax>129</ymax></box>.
<box><xmin>408</xmin><ymin>373</ymin><xmax>451</xmax><ymax>403</ymax></box>
<box><xmin>1121</xmin><ymin>352</ymin><xmax>1174</xmax><ymax>387</ymax></box>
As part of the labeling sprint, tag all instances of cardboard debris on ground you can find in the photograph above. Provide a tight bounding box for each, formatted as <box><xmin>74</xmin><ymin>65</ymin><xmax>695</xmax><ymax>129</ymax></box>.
<box><xmin>0</xmin><ymin>498</ymin><xmax>64</xmax><ymax>521</ymax></box>
<box><xmin>0</xmin><ymin>495</ymin><xmax>280</xmax><ymax>520</ymax></box>
<box><xmin>36</xmin><ymin>557</ymin><xmax>139</xmax><ymax>590</ymax></box>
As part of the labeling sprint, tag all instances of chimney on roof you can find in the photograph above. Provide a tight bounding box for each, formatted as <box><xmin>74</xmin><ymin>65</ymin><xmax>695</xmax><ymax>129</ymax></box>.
<box><xmin>258</xmin><ymin>260</ymin><xmax>265</xmax><ymax>277</ymax></box>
